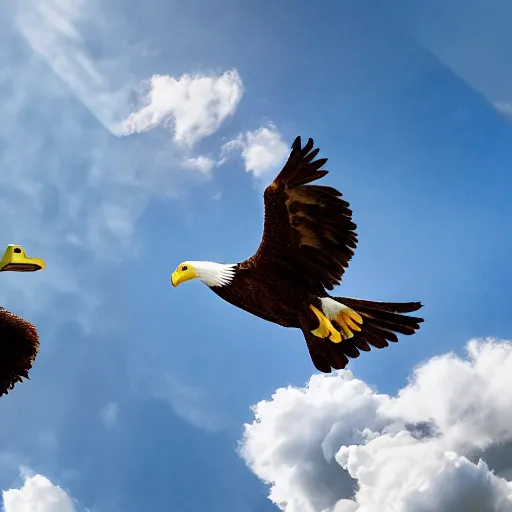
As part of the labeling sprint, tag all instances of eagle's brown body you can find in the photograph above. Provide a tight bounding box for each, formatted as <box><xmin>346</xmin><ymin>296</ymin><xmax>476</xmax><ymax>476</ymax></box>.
<box><xmin>177</xmin><ymin>136</ymin><xmax>424</xmax><ymax>373</ymax></box>
<box><xmin>211</xmin><ymin>263</ymin><xmax>313</xmax><ymax>328</ymax></box>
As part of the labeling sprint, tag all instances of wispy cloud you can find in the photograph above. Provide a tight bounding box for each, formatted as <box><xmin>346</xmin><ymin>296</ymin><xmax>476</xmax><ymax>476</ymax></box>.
<box><xmin>5</xmin><ymin>0</ymin><xmax>151</xmax><ymax>268</ymax></box>
<box><xmin>220</xmin><ymin>123</ymin><xmax>288</xmax><ymax>178</ymax></box>
<box><xmin>3</xmin><ymin>471</ymin><xmax>78</xmax><ymax>512</ymax></box>
<box><xmin>122</xmin><ymin>70</ymin><xmax>243</xmax><ymax>147</ymax></box>
<box><xmin>494</xmin><ymin>102</ymin><xmax>512</xmax><ymax>118</ymax></box>
<box><xmin>240</xmin><ymin>339</ymin><xmax>512</xmax><ymax>512</ymax></box>
<box><xmin>149</xmin><ymin>374</ymin><xmax>224</xmax><ymax>432</ymax></box>
<box><xmin>182</xmin><ymin>155</ymin><xmax>216</xmax><ymax>176</ymax></box>
<box><xmin>391</xmin><ymin>1</ymin><xmax>512</xmax><ymax>118</ymax></box>
<box><xmin>15</xmin><ymin>0</ymin><xmax>132</xmax><ymax>134</ymax></box>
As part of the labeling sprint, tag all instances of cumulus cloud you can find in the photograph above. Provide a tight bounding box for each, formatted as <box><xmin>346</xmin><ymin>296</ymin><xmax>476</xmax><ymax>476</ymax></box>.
<box><xmin>240</xmin><ymin>339</ymin><xmax>512</xmax><ymax>512</ymax></box>
<box><xmin>220</xmin><ymin>123</ymin><xmax>289</xmax><ymax>178</ymax></box>
<box><xmin>3</xmin><ymin>473</ymin><xmax>77</xmax><ymax>512</ymax></box>
<box><xmin>15</xmin><ymin>0</ymin><xmax>244</xmax><ymax>166</ymax></box>
<box><xmin>122</xmin><ymin>70</ymin><xmax>243</xmax><ymax>147</ymax></box>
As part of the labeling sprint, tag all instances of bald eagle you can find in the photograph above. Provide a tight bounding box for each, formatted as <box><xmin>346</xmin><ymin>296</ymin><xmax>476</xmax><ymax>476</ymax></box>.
<box><xmin>171</xmin><ymin>137</ymin><xmax>423</xmax><ymax>372</ymax></box>
<box><xmin>0</xmin><ymin>245</ymin><xmax>45</xmax><ymax>396</ymax></box>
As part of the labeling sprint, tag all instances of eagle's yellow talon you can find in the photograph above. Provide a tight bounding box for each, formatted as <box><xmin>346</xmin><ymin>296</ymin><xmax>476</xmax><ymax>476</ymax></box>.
<box><xmin>334</xmin><ymin>306</ymin><xmax>364</xmax><ymax>341</ymax></box>
<box><xmin>309</xmin><ymin>305</ymin><xmax>331</xmax><ymax>338</ymax></box>
<box><xmin>345</xmin><ymin>317</ymin><xmax>362</xmax><ymax>332</ymax></box>
<box><xmin>311</xmin><ymin>322</ymin><xmax>330</xmax><ymax>338</ymax></box>
<box><xmin>329</xmin><ymin>329</ymin><xmax>342</xmax><ymax>343</ymax></box>
<box><xmin>309</xmin><ymin>304</ymin><xmax>341</xmax><ymax>343</ymax></box>
<box><xmin>310</xmin><ymin>304</ymin><xmax>343</xmax><ymax>343</ymax></box>
<box><xmin>349</xmin><ymin>310</ymin><xmax>363</xmax><ymax>324</ymax></box>
<box><xmin>338</xmin><ymin>322</ymin><xmax>353</xmax><ymax>340</ymax></box>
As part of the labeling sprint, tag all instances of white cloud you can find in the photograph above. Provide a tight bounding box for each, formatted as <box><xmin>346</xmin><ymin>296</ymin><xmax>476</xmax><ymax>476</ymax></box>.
<box><xmin>219</xmin><ymin>135</ymin><xmax>245</xmax><ymax>161</ymax></box>
<box><xmin>220</xmin><ymin>123</ymin><xmax>288</xmax><ymax>178</ymax></box>
<box><xmin>240</xmin><ymin>339</ymin><xmax>512</xmax><ymax>512</ymax></box>
<box><xmin>122</xmin><ymin>70</ymin><xmax>244</xmax><ymax>147</ymax></box>
<box><xmin>182</xmin><ymin>155</ymin><xmax>216</xmax><ymax>176</ymax></box>
<box><xmin>13</xmin><ymin>0</ymin><xmax>246</xmax><ymax>149</ymax></box>
<box><xmin>3</xmin><ymin>473</ymin><xmax>77</xmax><ymax>512</ymax></box>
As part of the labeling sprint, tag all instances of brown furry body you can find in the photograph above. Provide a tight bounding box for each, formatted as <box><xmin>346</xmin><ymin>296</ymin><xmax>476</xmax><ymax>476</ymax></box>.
<box><xmin>0</xmin><ymin>307</ymin><xmax>39</xmax><ymax>396</ymax></box>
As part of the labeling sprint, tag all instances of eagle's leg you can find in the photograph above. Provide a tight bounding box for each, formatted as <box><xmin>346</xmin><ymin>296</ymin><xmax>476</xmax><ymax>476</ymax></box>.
<box><xmin>309</xmin><ymin>305</ymin><xmax>342</xmax><ymax>343</ymax></box>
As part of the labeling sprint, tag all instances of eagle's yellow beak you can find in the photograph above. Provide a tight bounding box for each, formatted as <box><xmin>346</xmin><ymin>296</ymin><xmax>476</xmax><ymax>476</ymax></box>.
<box><xmin>0</xmin><ymin>245</ymin><xmax>46</xmax><ymax>272</ymax></box>
<box><xmin>171</xmin><ymin>263</ymin><xmax>196</xmax><ymax>287</ymax></box>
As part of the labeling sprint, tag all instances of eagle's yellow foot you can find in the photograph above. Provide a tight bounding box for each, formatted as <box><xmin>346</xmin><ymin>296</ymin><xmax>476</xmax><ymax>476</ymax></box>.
<box><xmin>334</xmin><ymin>306</ymin><xmax>363</xmax><ymax>341</ymax></box>
<box><xmin>309</xmin><ymin>303</ymin><xmax>364</xmax><ymax>344</ymax></box>
<box><xmin>309</xmin><ymin>305</ymin><xmax>342</xmax><ymax>343</ymax></box>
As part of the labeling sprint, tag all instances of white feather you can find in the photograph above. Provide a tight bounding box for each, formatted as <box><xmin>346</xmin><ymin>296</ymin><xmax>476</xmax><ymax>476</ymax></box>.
<box><xmin>187</xmin><ymin>261</ymin><xmax>237</xmax><ymax>287</ymax></box>
<box><xmin>319</xmin><ymin>296</ymin><xmax>350</xmax><ymax>319</ymax></box>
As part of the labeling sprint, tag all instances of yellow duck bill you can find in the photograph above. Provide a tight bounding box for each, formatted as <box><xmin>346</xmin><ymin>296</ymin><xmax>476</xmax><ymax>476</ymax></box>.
<box><xmin>0</xmin><ymin>245</ymin><xmax>46</xmax><ymax>272</ymax></box>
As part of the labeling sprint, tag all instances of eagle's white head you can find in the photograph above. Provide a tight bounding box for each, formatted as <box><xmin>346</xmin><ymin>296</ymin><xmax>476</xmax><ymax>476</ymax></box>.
<box><xmin>171</xmin><ymin>261</ymin><xmax>237</xmax><ymax>288</ymax></box>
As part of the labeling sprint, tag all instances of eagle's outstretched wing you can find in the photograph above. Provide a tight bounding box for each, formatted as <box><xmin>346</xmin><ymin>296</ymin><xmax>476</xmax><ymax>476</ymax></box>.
<box><xmin>247</xmin><ymin>136</ymin><xmax>357</xmax><ymax>295</ymax></box>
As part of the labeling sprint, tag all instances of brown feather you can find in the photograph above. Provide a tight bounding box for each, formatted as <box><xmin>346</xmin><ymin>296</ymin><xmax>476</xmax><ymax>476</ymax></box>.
<box><xmin>0</xmin><ymin>307</ymin><xmax>39</xmax><ymax>397</ymax></box>
<box><xmin>246</xmin><ymin>136</ymin><xmax>357</xmax><ymax>295</ymax></box>
<box><xmin>302</xmin><ymin>298</ymin><xmax>424</xmax><ymax>372</ymax></box>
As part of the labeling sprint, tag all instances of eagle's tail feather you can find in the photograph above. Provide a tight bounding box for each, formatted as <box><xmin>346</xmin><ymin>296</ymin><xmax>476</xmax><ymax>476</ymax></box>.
<box><xmin>335</xmin><ymin>297</ymin><xmax>423</xmax><ymax>314</ymax></box>
<box><xmin>303</xmin><ymin>297</ymin><xmax>424</xmax><ymax>374</ymax></box>
<box><xmin>333</xmin><ymin>296</ymin><xmax>424</xmax><ymax>338</ymax></box>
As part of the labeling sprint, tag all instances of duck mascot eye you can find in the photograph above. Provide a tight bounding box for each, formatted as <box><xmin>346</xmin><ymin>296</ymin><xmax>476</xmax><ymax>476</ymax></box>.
<box><xmin>0</xmin><ymin>245</ymin><xmax>45</xmax><ymax>397</ymax></box>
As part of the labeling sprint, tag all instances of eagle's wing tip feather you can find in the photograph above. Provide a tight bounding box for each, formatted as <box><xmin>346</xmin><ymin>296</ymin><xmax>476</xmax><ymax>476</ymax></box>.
<box><xmin>291</xmin><ymin>136</ymin><xmax>317</xmax><ymax>154</ymax></box>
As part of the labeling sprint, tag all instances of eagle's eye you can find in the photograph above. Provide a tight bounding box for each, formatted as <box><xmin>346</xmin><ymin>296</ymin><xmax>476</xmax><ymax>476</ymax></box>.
<box><xmin>181</xmin><ymin>265</ymin><xmax>188</xmax><ymax>271</ymax></box>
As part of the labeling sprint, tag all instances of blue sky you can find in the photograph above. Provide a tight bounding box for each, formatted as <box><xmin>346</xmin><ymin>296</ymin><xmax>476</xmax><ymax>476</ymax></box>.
<box><xmin>0</xmin><ymin>0</ymin><xmax>511</xmax><ymax>511</ymax></box>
